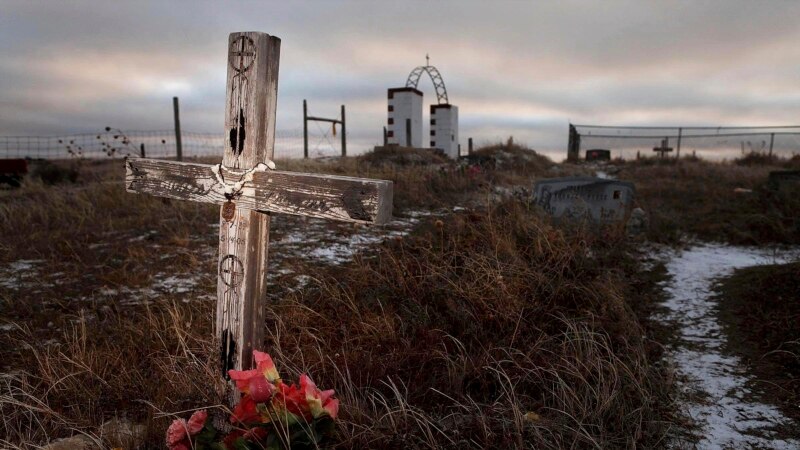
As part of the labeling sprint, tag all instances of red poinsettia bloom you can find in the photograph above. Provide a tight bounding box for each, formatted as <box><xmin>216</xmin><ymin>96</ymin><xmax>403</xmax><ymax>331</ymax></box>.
<box><xmin>276</xmin><ymin>381</ymin><xmax>309</xmax><ymax>419</ymax></box>
<box><xmin>230</xmin><ymin>395</ymin><xmax>261</xmax><ymax>425</ymax></box>
<box><xmin>228</xmin><ymin>350</ymin><xmax>280</xmax><ymax>402</ymax></box>
<box><xmin>166</xmin><ymin>410</ymin><xmax>208</xmax><ymax>450</ymax></box>
<box><xmin>300</xmin><ymin>374</ymin><xmax>339</xmax><ymax>420</ymax></box>
<box><xmin>223</xmin><ymin>429</ymin><xmax>245</xmax><ymax>450</ymax></box>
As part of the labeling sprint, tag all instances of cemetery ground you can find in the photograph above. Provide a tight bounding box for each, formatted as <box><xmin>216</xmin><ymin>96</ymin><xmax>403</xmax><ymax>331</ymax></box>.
<box><xmin>0</xmin><ymin>145</ymin><xmax>799</xmax><ymax>449</ymax></box>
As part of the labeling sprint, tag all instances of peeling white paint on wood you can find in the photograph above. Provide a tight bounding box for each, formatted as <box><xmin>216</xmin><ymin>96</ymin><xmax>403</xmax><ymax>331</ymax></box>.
<box><xmin>126</xmin><ymin>158</ymin><xmax>393</xmax><ymax>224</ymax></box>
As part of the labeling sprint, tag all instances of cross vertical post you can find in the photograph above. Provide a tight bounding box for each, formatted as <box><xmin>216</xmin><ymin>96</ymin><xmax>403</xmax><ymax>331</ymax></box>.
<box><xmin>217</xmin><ymin>31</ymin><xmax>280</xmax><ymax>390</ymax></box>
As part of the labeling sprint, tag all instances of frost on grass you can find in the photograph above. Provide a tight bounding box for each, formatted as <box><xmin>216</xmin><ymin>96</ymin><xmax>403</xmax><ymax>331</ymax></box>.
<box><xmin>656</xmin><ymin>244</ymin><xmax>800</xmax><ymax>449</ymax></box>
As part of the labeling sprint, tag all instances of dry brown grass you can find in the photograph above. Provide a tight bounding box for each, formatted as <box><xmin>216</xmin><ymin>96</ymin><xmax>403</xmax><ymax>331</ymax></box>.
<box><xmin>619</xmin><ymin>157</ymin><xmax>800</xmax><ymax>244</ymax></box>
<box><xmin>0</xmin><ymin>150</ymin><xmax>685</xmax><ymax>448</ymax></box>
<box><xmin>716</xmin><ymin>261</ymin><xmax>800</xmax><ymax>423</ymax></box>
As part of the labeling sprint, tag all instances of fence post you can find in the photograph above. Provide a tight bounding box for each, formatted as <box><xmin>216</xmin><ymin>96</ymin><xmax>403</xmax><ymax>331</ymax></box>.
<box><xmin>468</xmin><ymin>137</ymin><xmax>473</xmax><ymax>155</ymax></box>
<box><xmin>567</xmin><ymin>124</ymin><xmax>580</xmax><ymax>162</ymax></box>
<box><xmin>140</xmin><ymin>143</ymin><xmax>146</xmax><ymax>158</ymax></box>
<box><xmin>341</xmin><ymin>104</ymin><xmax>346</xmax><ymax>157</ymax></box>
<box><xmin>676</xmin><ymin>127</ymin><xmax>682</xmax><ymax>159</ymax></box>
<box><xmin>769</xmin><ymin>132</ymin><xmax>775</xmax><ymax>156</ymax></box>
<box><xmin>303</xmin><ymin>99</ymin><xmax>308</xmax><ymax>159</ymax></box>
<box><xmin>383</xmin><ymin>127</ymin><xmax>388</xmax><ymax>146</ymax></box>
<box><xmin>173</xmin><ymin>97</ymin><xmax>183</xmax><ymax>161</ymax></box>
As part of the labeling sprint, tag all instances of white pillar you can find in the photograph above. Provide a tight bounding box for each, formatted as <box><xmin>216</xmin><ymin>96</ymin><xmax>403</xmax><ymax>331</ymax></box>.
<box><xmin>430</xmin><ymin>104</ymin><xmax>459</xmax><ymax>159</ymax></box>
<box><xmin>387</xmin><ymin>87</ymin><xmax>423</xmax><ymax>147</ymax></box>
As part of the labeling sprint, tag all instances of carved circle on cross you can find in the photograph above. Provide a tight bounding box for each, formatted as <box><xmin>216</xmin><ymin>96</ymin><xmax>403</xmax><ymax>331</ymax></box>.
<box><xmin>219</xmin><ymin>254</ymin><xmax>245</xmax><ymax>288</ymax></box>
<box><xmin>229</xmin><ymin>35</ymin><xmax>255</xmax><ymax>74</ymax></box>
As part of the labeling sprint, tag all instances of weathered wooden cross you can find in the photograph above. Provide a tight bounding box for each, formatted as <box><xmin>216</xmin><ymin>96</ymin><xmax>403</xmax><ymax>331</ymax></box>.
<box><xmin>652</xmin><ymin>138</ymin><xmax>674</xmax><ymax>158</ymax></box>
<box><xmin>124</xmin><ymin>32</ymin><xmax>393</xmax><ymax>399</ymax></box>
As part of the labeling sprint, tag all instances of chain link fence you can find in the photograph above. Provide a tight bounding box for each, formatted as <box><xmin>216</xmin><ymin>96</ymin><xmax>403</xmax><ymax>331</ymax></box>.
<box><xmin>570</xmin><ymin>124</ymin><xmax>800</xmax><ymax>160</ymax></box>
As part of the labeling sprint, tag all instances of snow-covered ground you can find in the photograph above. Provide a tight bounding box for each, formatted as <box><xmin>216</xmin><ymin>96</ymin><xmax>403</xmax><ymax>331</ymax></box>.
<box><xmin>656</xmin><ymin>244</ymin><xmax>800</xmax><ymax>449</ymax></box>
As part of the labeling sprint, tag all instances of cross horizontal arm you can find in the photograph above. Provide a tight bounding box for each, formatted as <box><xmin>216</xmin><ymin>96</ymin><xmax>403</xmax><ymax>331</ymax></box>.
<box><xmin>125</xmin><ymin>158</ymin><xmax>393</xmax><ymax>225</ymax></box>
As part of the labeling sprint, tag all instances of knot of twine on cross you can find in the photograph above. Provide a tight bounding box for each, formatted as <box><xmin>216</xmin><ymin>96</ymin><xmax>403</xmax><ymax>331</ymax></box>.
<box><xmin>211</xmin><ymin>160</ymin><xmax>276</xmax><ymax>200</ymax></box>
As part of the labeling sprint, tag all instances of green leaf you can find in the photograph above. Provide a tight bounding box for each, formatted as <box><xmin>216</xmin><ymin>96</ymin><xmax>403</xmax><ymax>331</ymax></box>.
<box><xmin>194</xmin><ymin>422</ymin><xmax>220</xmax><ymax>444</ymax></box>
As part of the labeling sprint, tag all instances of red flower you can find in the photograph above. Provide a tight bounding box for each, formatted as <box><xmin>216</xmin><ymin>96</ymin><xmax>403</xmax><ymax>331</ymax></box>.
<box><xmin>166</xmin><ymin>410</ymin><xmax>208</xmax><ymax>450</ymax></box>
<box><xmin>223</xmin><ymin>429</ymin><xmax>245</xmax><ymax>450</ymax></box>
<box><xmin>228</xmin><ymin>350</ymin><xmax>280</xmax><ymax>402</ymax></box>
<box><xmin>274</xmin><ymin>375</ymin><xmax>339</xmax><ymax>420</ymax></box>
<box><xmin>323</xmin><ymin>397</ymin><xmax>340</xmax><ymax>419</ymax></box>
<box><xmin>276</xmin><ymin>382</ymin><xmax>309</xmax><ymax>419</ymax></box>
<box><xmin>186</xmin><ymin>410</ymin><xmax>207</xmax><ymax>434</ymax></box>
<box><xmin>300</xmin><ymin>374</ymin><xmax>340</xmax><ymax>419</ymax></box>
<box><xmin>231</xmin><ymin>395</ymin><xmax>261</xmax><ymax>425</ymax></box>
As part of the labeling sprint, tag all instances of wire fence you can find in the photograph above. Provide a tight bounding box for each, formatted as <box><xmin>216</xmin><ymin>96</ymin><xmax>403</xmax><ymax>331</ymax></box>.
<box><xmin>0</xmin><ymin>128</ymin><xmax>344</xmax><ymax>160</ymax></box>
<box><xmin>572</xmin><ymin>124</ymin><xmax>800</xmax><ymax>160</ymax></box>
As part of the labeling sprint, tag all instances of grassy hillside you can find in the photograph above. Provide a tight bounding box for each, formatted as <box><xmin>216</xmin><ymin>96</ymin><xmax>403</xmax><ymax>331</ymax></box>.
<box><xmin>6</xmin><ymin>144</ymin><xmax>794</xmax><ymax>448</ymax></box>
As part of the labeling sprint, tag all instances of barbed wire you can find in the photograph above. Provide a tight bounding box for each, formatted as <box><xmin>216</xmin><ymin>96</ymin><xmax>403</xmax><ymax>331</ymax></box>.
<box><xmin>0</xmin><ymin>128</ymin><xmax>315</xmax><ymax>160</ymax></box>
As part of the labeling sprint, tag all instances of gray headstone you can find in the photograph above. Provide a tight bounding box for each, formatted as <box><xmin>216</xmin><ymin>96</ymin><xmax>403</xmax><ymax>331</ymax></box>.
<box><xmin>533</xmin><ymin>176</ymin><xmax>635</xmax><ymax>223</ymax></box>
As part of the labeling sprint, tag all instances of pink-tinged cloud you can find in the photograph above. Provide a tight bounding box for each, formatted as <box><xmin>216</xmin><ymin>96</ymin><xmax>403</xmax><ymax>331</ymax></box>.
<box><xmin>1</xmin><ymin>1</ymin><xmax>799</xmax><ymax>158</ymax></box>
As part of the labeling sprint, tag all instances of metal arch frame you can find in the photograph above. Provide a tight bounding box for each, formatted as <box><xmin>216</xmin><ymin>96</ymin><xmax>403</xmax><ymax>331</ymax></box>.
<box><xmin>405</xmin><ymin>66</ymin><xmax>449</xmax><ymax>104</ymax></box>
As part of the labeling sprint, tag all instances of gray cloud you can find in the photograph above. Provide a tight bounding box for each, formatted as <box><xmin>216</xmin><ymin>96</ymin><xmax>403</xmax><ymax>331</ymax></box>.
<box><xmin>1</xmin><ymin>0</ymin><xmax>799</xmax><ymax>156</ymax></box>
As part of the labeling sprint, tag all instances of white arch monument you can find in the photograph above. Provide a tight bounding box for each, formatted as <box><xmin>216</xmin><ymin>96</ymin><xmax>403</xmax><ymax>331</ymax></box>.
<box><xmin>386</xmin><ymin>57</ymin><xmax>460</xmax><ymax>159</ymax></box>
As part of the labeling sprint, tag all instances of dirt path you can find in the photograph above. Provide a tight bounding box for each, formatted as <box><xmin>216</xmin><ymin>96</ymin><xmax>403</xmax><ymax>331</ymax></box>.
<box><xmin>657</xmin><ymin>244</ymin><xmax>799</xmax><ymax>449</ymax></box>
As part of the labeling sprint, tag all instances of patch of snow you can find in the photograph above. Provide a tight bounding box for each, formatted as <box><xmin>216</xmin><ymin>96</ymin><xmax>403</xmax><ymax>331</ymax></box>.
<box><xmin>657</xmin><ymin>244</ymin><xmax>800</xmax><ymax>449</ymax></box>
<box><xmin>128</xmin><ymin>230</ymin><xmax>158</xmax><ymax>242</ymax></box>
<box><xmin>98</xmin><ymin>287</ymin><xmax>119</xmax><ymax>296</ymax></box>
<box><xmin>308</xmin><ymin>244</ymin><xmax>352</xmax><ymax>265</ymax></box>
<box><xmin>292</xmin><ymin>274</ymin><xmax>313</xmax><ymax>291</ymax></box>
<box><xmin>7</xmin><ymin>259</ymin><xmax>44</xmax><ymax>272</ymax></box>
<box><xmin>151</xmin><ymin>274</ymin><xmax>200</xmax><ymax>294</ymax></box>
<box><xmin>277</xmin><ymin>231</ymin><xmax>307</xmax><ymax>244</ymax></box>
<box><xmin>405</xmin><ymin>210</ymin><xmax>435</xmax><ymax>218</ymax></box>
<box><xmin>0</xmin><ymin>259</ymin><xmax>46</xmax><ymax>289</ymax></box>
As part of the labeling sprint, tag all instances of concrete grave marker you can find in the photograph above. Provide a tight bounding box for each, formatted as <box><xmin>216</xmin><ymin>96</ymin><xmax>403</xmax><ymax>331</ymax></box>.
<box><xmin>124</xmin><ymin>31</ymin><xmax>393</xmax><ymax>404</ymax></box>
<box><xmin>534</xmin><ymin>176</ymin><xmax>635</xmax><ymax>223</ymax></box>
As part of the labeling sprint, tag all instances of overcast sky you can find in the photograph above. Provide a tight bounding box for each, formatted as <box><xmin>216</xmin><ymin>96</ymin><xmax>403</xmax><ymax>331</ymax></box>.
<box><xmin>1</xmin><ymin>0</ymin><xmax>799</xmax><ymax>156</ymax></box>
